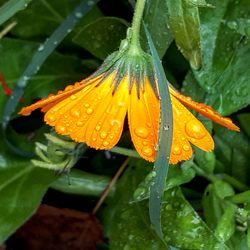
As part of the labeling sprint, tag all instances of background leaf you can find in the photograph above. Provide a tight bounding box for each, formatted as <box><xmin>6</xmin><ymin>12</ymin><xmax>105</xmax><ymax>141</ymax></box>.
<box><xmin>0</xmin><ymin>38</ymin><xmax>88</xmax><ymax>119</ymax></box>
<box><xmin>193</xmin><ymin>0</ymin><xmax>250</xmax><ymax>115</ymax></box>
<box><xmin>143</xmin><ymin>0</ymin><xmax>173</xmax><ymax>58</ymax></box>
<box><xmin>166</xmin><ymin>0</ymin><xmax>202</xmax><ymax>69</ymax></box>
<box><xmin>73</xmin><ymin>17</ymin><xmax>128</xmax><ymax>59</ymax></box>
<box><xmin>0</xmin><ymin>139</ymin><xmax>57</xmax><ymax>243</ymax></box>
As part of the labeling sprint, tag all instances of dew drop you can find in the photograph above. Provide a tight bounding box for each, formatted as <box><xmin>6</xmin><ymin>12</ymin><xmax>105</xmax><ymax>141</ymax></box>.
<box><xmin>100</xmin><ymin>131</ymin><xmax>107</xmax><ymax>139</ymax></box>
<box><xmin>103</xmin><ymin>141</ymin><xmax>110</xmax><ymax>147</ymax></box>
<box><xmin>71</xmin><ymin>110</ymin><xmax>80</xmax><ymax>117</ymax></box>
<box><xmin>95</xmin><ymin>125</ymin><xmax>101</xmax><ymax>131</ymax></box>
<box><xmin>110</xmin><ymin>119</ymin><xmax>121</xmax><ymax>127</ymax></box>
<box><xmin>56</xmin><ymin>125</ymin><xmax>66</xmax><ymax>133</ymax></box>
<box><xmin>70</xmin><ymin>95</ymin><xmax>77</xmax><ymax>100</ymax></box>
<box><xmin>185</xmin><ymin>120</ymin><xmax>206</xmax><ymax>139</ymax></box>
<box><xmin>65</xmin><ymin>85</ymin><xmax>73</xmax><ymax>91</ymax></box>
<box><xmin>75</xmin><ymin>12</ymin><xmax>83</xmax><ymax>18</ymax></box>
<box><xmin>38</xmin><ymin>44</ymin><xmax>44</xmax><ymax>51</ymax></box>
<box><xmin>141</xmin><ymin>146</ymin><xmax>153</xmax><ymax>157</ymax></box>
<box><xmin>183</xmin><ymin>144</ymin><xmax>190</xmax><ymax>151</ymax></box>
<box><xmin>146</xmin><ymin>122</ymin><xmax>152</xmax><ymax>128</ymax></box>
<box><xmin>47</xmin><ymin>114</ymin><xmax>56</xmax><ymax>122</ymax></box>
<box><xmin>84</xmin><ymin>103</ymin><xmax>90</xmax><ymax>108</ymax></box>
<box><xmin>117</xmin><ymin>101</ymin><xmax>125</xmax><ymax>107</ymax></box>
<box><xmin>134</xmin><ymin>127</ymin><xmax>149</xmax><ymax>138</ymax></box>
<box><xmin>76</xmin><ymin>121</ymin><xmax>83</xmax><ymax>127</ymax></box>
<box><xmin>172</xmin><ymin>145</ymin><xmax>182</xmax><ymax>155</ymax></box>
<box><xmin>92</xmin><ymin>137</ymin><xmax>97</xmax><ymax>142</ymax></box>
<box><xmin>86</xmin><ymin>108</ymin><xmax>93</xmax><ymax>114</ymax></box>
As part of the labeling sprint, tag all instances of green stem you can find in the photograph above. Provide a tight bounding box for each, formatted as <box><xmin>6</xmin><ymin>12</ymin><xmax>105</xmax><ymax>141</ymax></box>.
<box><xmin>128</xmin><ymin>0</ymin><xmax>146</xmax><ymax>54</ymax></box>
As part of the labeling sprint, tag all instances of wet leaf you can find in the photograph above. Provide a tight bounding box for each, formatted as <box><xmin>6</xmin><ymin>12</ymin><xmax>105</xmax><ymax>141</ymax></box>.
<box><xmin>73</xmin><ymin>17</ymin><xmax>128</xmax><ymax>59</ymax></box>
<box><xmin>214</xmin><ymin>125</ymin><xmax>250</xmax><ymax>184</ymax></box>
<box><xmin>166</xmin><ymin>0</ymin><xmax>202</xmax><ymax>69</ymax></box>
<box><xmin>0</xmin><ymin>0</ymin><xmax>102</xmax><ymax>38</ymax></box>
<box><xmin>105</xmin><ymin>159</ymin><xmax>229</xmax><ymax>250</ymax></box>
<box><xmin>0</xmin><ymin>38</ymin><xmax>86</xmax><ymax>119</ymax></box>
<box><xmin>143</xmin><ymin>0</ymin><xmax>173</xmax><ymax>57</ymax></box>
<box><xmin>193</xmin><ymin>0</ymin><xmax>250</xmax><ymax>115</ymax></box>
<box><xmin>0</xmin><ymin>139</ymin><xmax>57</xmax><ymax>243</ymax></box>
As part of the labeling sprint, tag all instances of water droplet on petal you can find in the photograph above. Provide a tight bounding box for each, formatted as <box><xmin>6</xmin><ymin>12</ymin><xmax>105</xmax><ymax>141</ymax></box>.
<box><xmin>141</xmin><ymin>146</ymin><xmax>153</xmax><ymax>157</ymax></box>
<box><xmin>76</xmin><ymin>121</ymin><xmax>83</xmax><ymax>127</ymax></box>
<box><xmin>92</xmin><ymin>137</ymin><xmax>97</xmax><ymax>142</ymax></box>
<box><xmin>185</xmin><ymin>120</ymin><xmax>206</xmax><ymax>139</ymax></box>
<box><xmin>84</xmin><ymin>103</ymin><xmax>90</xmax><ymax>108</ymax></box>
<box><xmin>86</xmin><ymin>108</ymin><xmax>93</xmax><ymax>114</ymax></box>
<box><xmin>65</xmin><ymin>85</ymin><xmax>72</xmax><ymax>91</ymax></box>
<box><xmin>70</xmin><ymin>95</ymin><xmax>77</xmax><ymax>100</ymax></box>
<box><xmin>103</xmin><ymin>141</ymin><xmax>110</xmax><ymax>147</ymax></box>
<box><xmin>47</xmin><ymin>114</ymin><xmax>56</xmax><ymax>122</ymax></box>
<box><xmin>173</xmin><ymin>145</ymin><xmax>182</xmax><ymax>155</ymax></box>
<box><xmin>95</xmin><ymin>125</ymin><xmax>101</xmax><ymax>131</ymax></box>
<box><xmin>71</xmin><ymin>110</ymin><xmax>80</xmax><ymax>117</ymax></box>
<box><xmin>56</xmin><ymin>125</ymin><xmax>66</xmax><ymax>133</ymax></box>
<box><xmin>183</xmin><ymin>144</ymin><xmax>190</xmax><ymax>151</ymax></box>
<box><xmin>100</xmin><ymin>132</ymin><xmax>107</xmax><ymax>139</ymax></box>
<box><xmin>117</xmin><ymin>101</ymin><xmax>125</xmax><ymax>107</ymax></box>
<box><xmin>110</xmin><ymin>119</ymin><xmax>121</xmax><ymax>127</ymax></box>
<box><xmin>134</xmin><ymin>127</ymin><xmax>149</xmax><ymax>139</ymax></box>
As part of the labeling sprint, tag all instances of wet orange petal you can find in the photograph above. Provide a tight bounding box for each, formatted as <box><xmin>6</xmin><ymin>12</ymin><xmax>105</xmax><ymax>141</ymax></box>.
<box><xmin>128</xmin><ymin>78</ymin><xmax>159</xmax><ymax>162</ymax></box>
<box><xmin>44</xmin><ymin>72</ymin><xmax>128</xmax><ymax>149</ymax></box>
<box><xmin>170</xmin><ymin>117</ymin><xmax>193</xmax><ymax>164</ymax></box>
<box><xmin>170</xmin><ymin>87</ymin><xmax>240</xmax><ymax>132</ymax></box>
<box><xmin>19</xmin><ymin>75</ymin><xmax>103</xmax><ymax>116</ymax></box>
<box><xmin>171</xmin><ymin>95</ymin><xmax>214</xmax><ymax>152</ymax></box>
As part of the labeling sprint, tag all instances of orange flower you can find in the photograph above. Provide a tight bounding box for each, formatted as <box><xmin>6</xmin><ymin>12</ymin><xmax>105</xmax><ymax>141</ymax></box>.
<box><xmin>19</xmin><ymin>52</ymin><xmax>239</xmax><ymax>164</ymax></box>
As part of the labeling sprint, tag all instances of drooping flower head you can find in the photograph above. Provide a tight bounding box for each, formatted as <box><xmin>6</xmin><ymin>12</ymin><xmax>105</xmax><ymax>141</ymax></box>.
<box><xmin>19</xmin><ymin>33</ymin><xmax>239</xmax><ymax>165</ymax></box>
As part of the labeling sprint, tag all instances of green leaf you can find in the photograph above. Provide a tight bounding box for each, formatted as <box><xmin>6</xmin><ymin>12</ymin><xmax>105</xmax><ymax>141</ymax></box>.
<box><xmin>0</xmin><ymin>38</ymin><xmax>86</xmax><ymax>119</ymax></box>
<box><xmin>73</xmin><ymin>17</ymin><xmax>128</xmax><ymax>59</ymax></box>
<box><xmin>142</xmin><ymin>0</ymin><xmax>173</xmax><ymax>57</ymax></box>
<box><xmin>105</xmin><ymin>159</ymin><xmax>229</xmax><ymax>250</ymax></box>
<box><xmin>194</xmin><ymin>148</ymin><xmax>216</xmax><ymax>174</ymax></box>
<box><xmin>161</xmin><ymin>187</ymin><xmax>229</xmax><ymax>250</ymax></box>
<box><xmin>238</xmin><ymin>113</ymin><xmax>250</xmax><ymax>137</ymax></box>
<box><xmin>0</xmin><ymin>138</ymin><xmax>57</xmax><ymax>243</ymax></box>
<box><xmin>193</xmin><ymin>0</ymin><xmax>250</xmax><ymax>115</ymax></box>
<box><xmin>226</xmin><ymin>18</ymin><xmax>250</xmax><ymax>37</ymax></box>
<box><xmin>2</xmin><ymin>0</ymin><xmax>102</xmax><ymax>38</ymax></box>
<box><xmin>0</xmin><ymin>0</ymin><xmax>32</xmax><ymax>26</ymax></box>
<box><xmin>227</xmin><ymin>190</ymin><xmax>250</xmax><ymax>204</ymax></box>
<box><xmin>214</xmin><ymin>125</ymin><xmax>250</xmax><ymax>184</ymax></box>
<box><xmin>133</xmin><ymin>161</ymin><xmax>196</xmax><ymax>202</ymax></box>
<box><xmin>105</xmin><ymin>159</ymin><xmax>167</xmax><ymax>250</ymax></box>
<box><xmin>166</xmin><ymin>0</ymin><xmax>202</xmax><ymax>69</ymax></box>
<box><xmin>214</xmin><ymin>204</ymin><xmax>236</xmax><ymax>242</ymax></box>
<box><xmin>202</xmin><ymin>180</ymin><xmax>235</xmax><ymax>229</ymax></box>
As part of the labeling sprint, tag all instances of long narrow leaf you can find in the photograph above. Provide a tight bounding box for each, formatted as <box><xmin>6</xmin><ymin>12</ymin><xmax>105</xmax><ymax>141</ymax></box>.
<box><xmin>144</xmin><ymin>24</ymin><xmax>173</xmax><ymax>241</ymax></box>
<box><xmin>0</xmin><ymin>0</ymin><xmax>32</xmax><ymax>26</ymax></box>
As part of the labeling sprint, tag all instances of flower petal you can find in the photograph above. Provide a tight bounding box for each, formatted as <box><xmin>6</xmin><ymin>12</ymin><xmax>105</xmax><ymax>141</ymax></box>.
<box><xmin>19</xmin><ymin>75</ymin><xmax>103</xmax><ymax>116</ymax></box>
<box><xmin>170</xmin><ymin>87</ymin><xmax>240</xmax><ymax>131</ymax></box>
<box><xmin>128</xmin><ymin>78</ymin><xmax>159</xmax><ymax>162</ymax></box>
<box><xmin>171</xmin><ymin>95</ymin><xmax>214</xmax><ymax>152</ymax></box>
<box><xmin>170</xmin><ymin>120</ymin><xmax>193</xmax><ymax>164</ymax></box>
<box><xmin>44</xmin><ymin>72</ymin><xmax>128</xmax><ymax>149</ymax></box>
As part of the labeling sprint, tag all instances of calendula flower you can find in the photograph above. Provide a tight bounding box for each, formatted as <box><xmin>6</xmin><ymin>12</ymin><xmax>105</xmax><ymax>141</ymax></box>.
<box><xmin>19</xmin><ymin>47</ymin><xmax>239</xmax><ymax>164</ymax></box>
